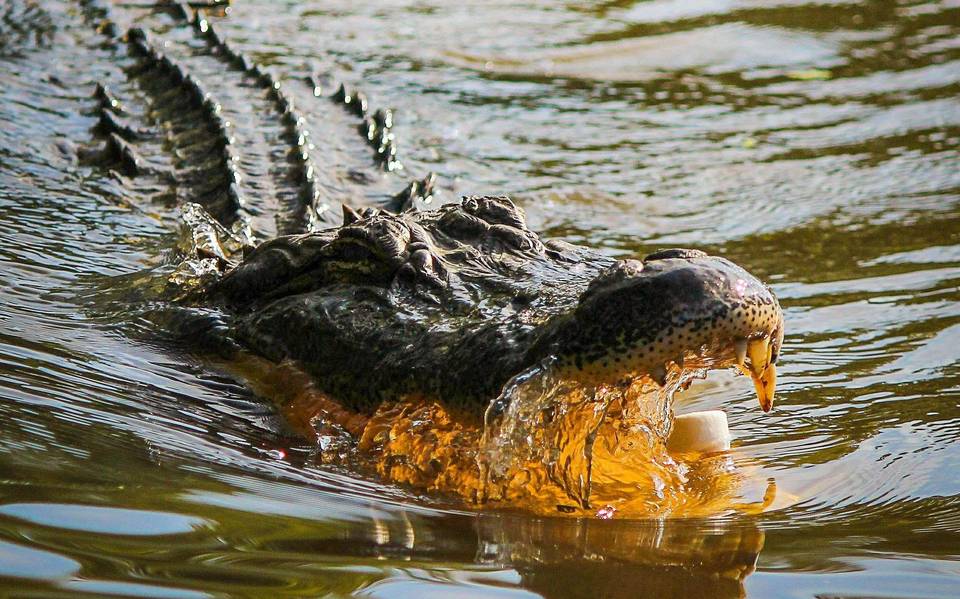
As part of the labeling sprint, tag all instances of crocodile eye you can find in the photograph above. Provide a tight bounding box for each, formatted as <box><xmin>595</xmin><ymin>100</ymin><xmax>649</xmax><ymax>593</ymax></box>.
<box><xmin>643</xmin><ymin>248</ymin><xmax>708</xmax><ymax>262</ymax></box>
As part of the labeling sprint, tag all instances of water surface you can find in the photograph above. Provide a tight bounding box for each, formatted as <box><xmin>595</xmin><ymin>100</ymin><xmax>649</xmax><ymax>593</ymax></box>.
<box><xmin>1</xmin><ymin>0</ymin><xmax>959</xmax><ymax>597</ymax></box>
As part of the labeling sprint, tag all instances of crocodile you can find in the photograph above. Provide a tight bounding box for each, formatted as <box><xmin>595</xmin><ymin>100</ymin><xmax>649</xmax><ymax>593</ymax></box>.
<box><xmin>203</xmin><ymin>199</ymin><xmax>782</xmax><ymax>417</ymax></box>
<box><xmin>24</xmin><ymin>0</ymin><xmax>784</xmax><ymax>512</ymax></box>
<box><xmin>191</xmin><ymin>196</ymin><xmax>783</xmax><ymax>512</ymax></box>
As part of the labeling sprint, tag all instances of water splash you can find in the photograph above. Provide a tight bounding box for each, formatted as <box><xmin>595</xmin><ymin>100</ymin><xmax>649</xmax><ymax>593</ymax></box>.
<box><xmin>231</xmin><ymin>350</ymin><xmax>764</xmax><ymax>517</ymax></box>
<box><xmin>480</xmin><ymin>358</ymin><xmax>710</xmax><ymax>510</ymax></box>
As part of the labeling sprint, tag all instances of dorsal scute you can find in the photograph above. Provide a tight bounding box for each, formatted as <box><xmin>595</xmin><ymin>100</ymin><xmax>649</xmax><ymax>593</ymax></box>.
<box><xmin>461</xmin><ymin>195</ymin><xmax>528</xmax><ymax>230</ymax></box>
<box><xmin>212</xmin><ymin>196</ymin><xmax>556</xmax><ymax>306</ymax></box>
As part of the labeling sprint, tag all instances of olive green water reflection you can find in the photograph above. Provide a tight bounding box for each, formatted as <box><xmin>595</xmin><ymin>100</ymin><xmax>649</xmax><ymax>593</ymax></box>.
<box><xmin>1</xmin><ymin>0</ymin><xmax>958</xmax><ymax>597</ymax></box>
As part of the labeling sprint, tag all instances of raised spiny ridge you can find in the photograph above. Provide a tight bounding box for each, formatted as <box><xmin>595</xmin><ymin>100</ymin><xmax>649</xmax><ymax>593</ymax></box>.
<box><xmin>126</xmin><ymin>26</ymin><xmax>244</xmax><ymax>221</ymax></box>
<box><xmin>104</xmin><ymin>131</ymin><xmax>142</xmax><ymax>176</ymax></box>
<box><xmin>186</xmin><ymin>13</ymin><xmax>333</xmax><ymax>228</ymax></box>
<box><xmin>78</xmin><ymin>0</ymin><xmax>437</xmax><ymax>235</ymax></box>
<box><xmin>309</xmin><ymin>71</ymin><xmax>444</xmax><ymax>212</ymax></box>
<box><xmin>306</xmin><ymin>71</ymin><xmax>440</xmax><ymax>210</ymax></box>
<box><xmin>391</xmin><ymin>172</ymin><xmax>438</xmax><ymax>213</ymax></box>
<box><xmin>167</xmin><ymin>1</ymin><xmax>192</xmax><ymax>21</ymax></box>
<box><xmin>93</xmin><ymin>105</ymin><xmax>148</xmax><ymax>141</ymax></box>
<box><xmin>180</xmin><ymin>2</ymin><xmax>431</xmax><ymax>219</ymax></box>
<box><xmin>330</xmin><ymin>82</ymin><xmax>401</xmax><ymax>172</ymax></box>
<box><xmin>80</xmin><ymin>83</ymin><xmax>149</xmax><ymax>178</ymax></box>
<box><xmin>93</xmin><ymin>82</ymin><xmax>124</xmax><ymax>114</ymax></box>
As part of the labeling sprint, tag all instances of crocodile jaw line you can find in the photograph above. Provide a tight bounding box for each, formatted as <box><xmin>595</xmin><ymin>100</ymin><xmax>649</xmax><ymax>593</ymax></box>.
<box><xmin>736</xmin><ymin>336</ymin><xmax>777</xmax><ymax>412</ymax></box>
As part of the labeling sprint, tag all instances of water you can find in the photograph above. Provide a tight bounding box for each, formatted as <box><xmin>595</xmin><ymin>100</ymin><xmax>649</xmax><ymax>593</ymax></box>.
<box><xmin>1</xmin><ymin>0</ymin><xmax>958</xmax><ymax>597</ymax></box>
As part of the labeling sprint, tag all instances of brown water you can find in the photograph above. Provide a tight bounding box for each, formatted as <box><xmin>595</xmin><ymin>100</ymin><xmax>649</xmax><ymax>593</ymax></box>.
<box><xmin>1</xmin><ymin>0</ymin><xmax>959</xmax><ymax>597</ymax></box>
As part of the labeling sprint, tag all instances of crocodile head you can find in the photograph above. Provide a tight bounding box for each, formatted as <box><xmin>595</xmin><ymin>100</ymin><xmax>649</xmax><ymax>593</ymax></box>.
<box><xmin>532</xmin><ymin>249</ymin><xmax>784</xmax><ymax>412</ymax></box>
<box><xmin>197</xmin><ymin>196</ymin><xmax>782</xmax><ymax>413</ymax></box>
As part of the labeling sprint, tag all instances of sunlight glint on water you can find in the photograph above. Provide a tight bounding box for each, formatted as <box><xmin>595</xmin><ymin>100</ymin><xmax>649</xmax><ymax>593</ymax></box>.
<box><xmin>0</xmin><ymin>0</ymin><xmax>958</xmax><ymax>597</ymax></box>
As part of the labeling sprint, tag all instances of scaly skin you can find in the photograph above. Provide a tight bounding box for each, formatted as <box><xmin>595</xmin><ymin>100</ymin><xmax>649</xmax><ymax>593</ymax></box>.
<box><xmin>192</xmin><ymin>195</ymin><xmax>783</xmax><ymax>513</ymax></box>
<box><xmin>199</xmin><ymin>195</ymin><xmax>783</xmax><ymax>415</ymax></box>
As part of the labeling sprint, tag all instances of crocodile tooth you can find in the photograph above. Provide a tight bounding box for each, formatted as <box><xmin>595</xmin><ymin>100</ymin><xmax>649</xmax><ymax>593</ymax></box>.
<box><xmin>747</xmin><ymin>336</ymin><xmax>770</xmax><ymax>377</ymax></box>
<box><xmin>734</xmin><ymin>338</ymin><xmax>747</xmax><ymax>368</ymax></box>
<box><xmin>746</xmin><ymin>337</ymin><xmax>776</xmax><ymax>412</ymax></box>
<box><xmin>754</xmin><ymin>363</ymin><xmax>776</xmax><ymax>413</ymax></box>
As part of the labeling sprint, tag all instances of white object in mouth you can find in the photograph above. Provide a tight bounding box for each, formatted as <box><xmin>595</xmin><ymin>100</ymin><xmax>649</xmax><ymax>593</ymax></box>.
<box><xmin>666</xmin><ymin>410</ymin><xmax>732</xmax><ymax>454</ymax></box>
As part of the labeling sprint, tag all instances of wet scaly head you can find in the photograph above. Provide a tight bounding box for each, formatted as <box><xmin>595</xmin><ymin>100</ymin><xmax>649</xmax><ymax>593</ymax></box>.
<box><xmin>540</xmin><ymin>248</ymin><xmax>784</xmax><ymax>412</ymax></box>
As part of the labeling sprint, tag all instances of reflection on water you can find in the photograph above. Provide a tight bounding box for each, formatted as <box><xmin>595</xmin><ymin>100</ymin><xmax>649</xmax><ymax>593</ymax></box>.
<box><xmin>1</xmin><ymin>0</ymin><xmax>959</xmax><ymax>597</ymax></box>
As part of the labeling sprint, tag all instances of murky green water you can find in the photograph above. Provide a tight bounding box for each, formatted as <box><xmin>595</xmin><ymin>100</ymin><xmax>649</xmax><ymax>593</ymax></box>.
<box><xmin>1</xmin><ymin>0</ymin><xmax>959</xmax><ymax>597</ymax></box>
